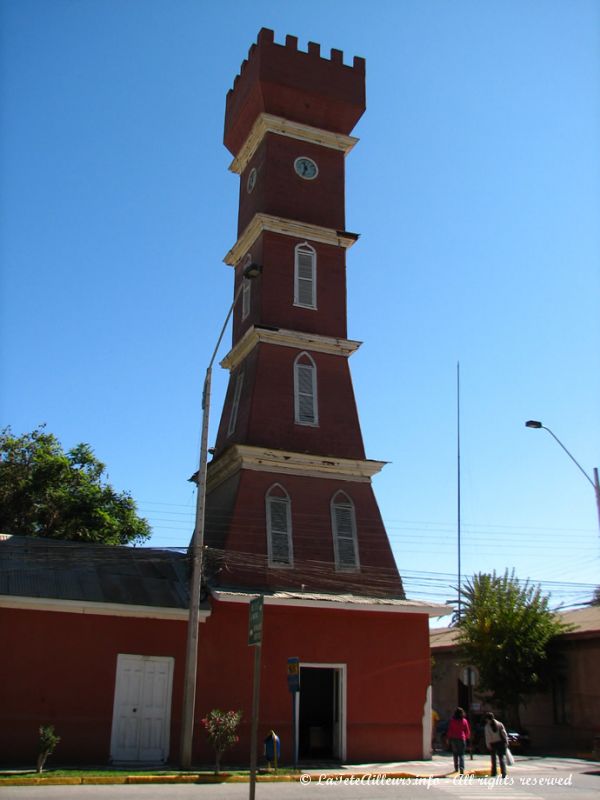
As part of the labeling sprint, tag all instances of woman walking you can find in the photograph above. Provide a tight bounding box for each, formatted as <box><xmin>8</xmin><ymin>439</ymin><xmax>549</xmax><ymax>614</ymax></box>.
<box><xmin>447</xmin><ymin>707</ymin><xmax>471</xmax><ymax>774</ymax></box>
<box><xmin>484</xmin><ymin>711</ymin><xmax>509</xmax><ymax>778</ymax></box>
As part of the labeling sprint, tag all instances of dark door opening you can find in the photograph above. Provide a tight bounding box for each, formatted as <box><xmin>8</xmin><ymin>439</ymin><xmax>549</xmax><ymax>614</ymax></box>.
<box><xmin>299</xmin><ymin>667</ymin><xmax>337</xmax><ymax>760</ymax></box>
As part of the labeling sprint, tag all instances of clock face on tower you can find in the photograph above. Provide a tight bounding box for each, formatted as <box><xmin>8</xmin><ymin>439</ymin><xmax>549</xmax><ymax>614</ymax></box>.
<box><xmin>246</xmin><ymin>167</ymin><xmax>257</xmax><ymax>193</ymax></box>
<box><xmin>294</xmin><ymin>156</ymin><xmax>318</xmax><ymax>180</ymax></box>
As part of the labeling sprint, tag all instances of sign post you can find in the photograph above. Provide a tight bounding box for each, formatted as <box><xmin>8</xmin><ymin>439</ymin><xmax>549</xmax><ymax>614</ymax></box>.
<box><xmin>248</xmin><ymin>597</ymin><xmax>263</xmax><ymax>800</ymax></box>
<box><xmin>287</xmin><ymin>657</ymin><xmax>300</xmax><ymax>767</ymax></box>
<box><xmin>462</xmin><ymin>666</ymin><xmax>478</xmax><ymax>761</ymax></box>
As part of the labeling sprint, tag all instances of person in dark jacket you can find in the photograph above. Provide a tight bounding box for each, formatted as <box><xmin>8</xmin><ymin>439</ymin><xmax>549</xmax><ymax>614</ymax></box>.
<box><xmin>447</xmin><ymin>707</ymin><xmax>471</xmax><ymax>774</ymax></box>
<box><xmin>484</xmin><ymin>711</ymin><xmax>509</xmax><ymax>778</ymax></box>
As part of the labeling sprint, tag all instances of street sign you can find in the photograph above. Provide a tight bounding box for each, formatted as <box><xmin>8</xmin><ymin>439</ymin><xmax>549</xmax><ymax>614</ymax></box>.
<box><xmin>248</xmin><ymin>596</ymin><xmax>263</xmax><ymax>646</ymax></box>
<box><xmin>287</xmin><ymin>657</ymin><xmax>300</xmax><ymax>692</ymax></box>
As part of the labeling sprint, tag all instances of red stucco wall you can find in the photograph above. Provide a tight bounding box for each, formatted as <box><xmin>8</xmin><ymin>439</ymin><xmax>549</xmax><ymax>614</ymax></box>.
<box><xmin>214</xmin><ymin>344</ymin><xmax>365</xmax><ymax>461</ymax></box>
<box><xmin>1</xmin><ymin>599</ymin><xmax>429</xmax><ymax>766</ymax></box>
<box><xmin>0</xmin><ymin>607</ymin><xmax>187</xmax><ymax>765</ymax></box>
<box><xmin>196</xmin><ymin>599</ymin><xmax>430</xmax><ymax>763</ymax></box>
<box><xmin>231</xmin><ymin>232</ymin><xmax>348</xmax><ymax>343</ymax></box>
<box><xmin>237</xmin><ymin>134</ymin><xmax>346</xmax><ymax>235</ymax></box>
<box><xmin>206</xmin><ymin>469</ymin><xmax>403</xmax><ymax>595</ymax></box>
<box><xmin>224</xmin><ymin>29</ymin><xmax>365</xmax><ymax>156</ymax></box>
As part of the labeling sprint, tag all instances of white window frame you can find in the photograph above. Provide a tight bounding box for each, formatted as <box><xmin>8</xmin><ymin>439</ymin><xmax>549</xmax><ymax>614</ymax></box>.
<box><xmin>294</xmin><ymin>242</ymin><xmax>317</xmax><ymax>309</ymax></box>
<box><xmin>266</xmin><ymin>484</ymin><xmax>294</xmax><ymax>568</ymax></box>
<box><xmin>294</xmin><ymin>352</ymin><xmax>318</xmax><ymax>427</ymax></box>
<box><xmin>241</xmin><ymin>253</ymin><xmax>252</xmax><ymax>321</ymax></box>
<box><xmin>227</xmin><ymin>371</ymin><xmax>244</xmax><ymax>436</ymax></box>
<box><xmin>331</xmin><ymin>491</ymin><xmax>360</xmax><ymax>572</ymax></box>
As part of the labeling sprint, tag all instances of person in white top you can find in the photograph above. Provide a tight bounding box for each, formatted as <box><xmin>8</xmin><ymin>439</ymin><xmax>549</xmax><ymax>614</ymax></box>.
<box><xmin>484</xmin><ymin>711</ymin><xmax>509</xmax><ymax>778</ymax></box>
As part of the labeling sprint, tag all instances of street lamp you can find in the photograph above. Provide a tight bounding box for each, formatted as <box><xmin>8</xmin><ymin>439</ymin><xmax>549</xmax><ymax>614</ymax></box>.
<box><xmin>525</xmin><ymin>420</ymin><xmax>600</xmax><ymax>532</ymax></box>
<box><xmin>180</xmin><ymin>262</ymin><xmax>262</xmax><ymax>769</ymax></box>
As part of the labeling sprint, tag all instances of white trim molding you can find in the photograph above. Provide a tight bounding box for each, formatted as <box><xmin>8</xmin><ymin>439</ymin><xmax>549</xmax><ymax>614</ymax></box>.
<box><xmin>0</xmin><ymin>594</ymin><xmax>209</xmax><ymax>622</ymax></box>
<box><xmin>206</xmin><ymin>443</ymin><xmax>386</xmax><ymax>493</ymax></box>
<box><xmin>229</xmin><ymin>113</ymin><xmax>358</xmax><ymax>175</ymax></box>
<box><xmin>220</xmin><ymin>326</ymin><xmax>361</xmax><ymax>372</ymax></box>
<box><xmin>224</xmin><ymin>213</ymin><xmax>359</xmax><ymax>267</ymax></box>
<box><xmin>211</xmin><ymin>589</ymin><xmax>449</xmax><ymax>618</ymax></box>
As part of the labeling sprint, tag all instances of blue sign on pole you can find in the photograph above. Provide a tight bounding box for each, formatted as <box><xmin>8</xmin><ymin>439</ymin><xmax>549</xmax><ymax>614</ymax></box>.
<box><xmin>287</xmin><ymin>656</ymin><xmax>300</xmax><ymax>693</ymax></box>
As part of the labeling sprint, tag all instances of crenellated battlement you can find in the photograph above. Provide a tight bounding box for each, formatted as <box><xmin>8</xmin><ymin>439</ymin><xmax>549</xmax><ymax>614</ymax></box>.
<box><xmin>224</xmin><ymin>28</ymin><xmax>366</xmax><ymax>156</ymax></box>
<box><xmin>229</xmin><ymin>28</ymin><xmax>365</xmax><ymax>93</ymax></box>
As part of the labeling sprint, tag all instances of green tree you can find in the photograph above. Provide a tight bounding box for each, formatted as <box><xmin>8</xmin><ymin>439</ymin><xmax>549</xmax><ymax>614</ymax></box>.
<box><xmin>0</xmin><ymin>426</ymin><xmax>150</xmax><ymax>545</ymax></box>
<box><xmin>456</xmin><ymin>570</ymin><xmax>568</xmax><ymax>726</ymax></box>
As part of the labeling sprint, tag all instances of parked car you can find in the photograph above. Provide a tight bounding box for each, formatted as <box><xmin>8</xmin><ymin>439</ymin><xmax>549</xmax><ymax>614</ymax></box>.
<box><xmin>470</xmin><ymin>715</ymin><xmax>530</xmax><ymax>754</ymax></box>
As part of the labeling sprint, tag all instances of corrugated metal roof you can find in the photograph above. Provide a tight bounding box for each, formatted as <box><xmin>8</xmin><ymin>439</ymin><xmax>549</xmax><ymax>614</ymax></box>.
<box><xmin>0</xmin><ymin>535</ymin><xmax>190</xmax><ymax>609</ymax></box>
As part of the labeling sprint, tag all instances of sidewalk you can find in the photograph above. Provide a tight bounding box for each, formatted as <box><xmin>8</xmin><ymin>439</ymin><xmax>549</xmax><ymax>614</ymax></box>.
<box><xmin>303</xmin><ymin>753</ymin><xmax>490</xmax><ymax>778</ymax></box>
<box><xmin>0</xmin><ymin>754</ymin><xmax>491</xmax><ymax>786</ymax></box>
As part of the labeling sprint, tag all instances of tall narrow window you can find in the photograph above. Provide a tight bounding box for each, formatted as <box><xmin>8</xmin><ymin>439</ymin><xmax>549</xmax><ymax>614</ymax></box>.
<box><xmin>227</xmin><ymin>371</ymin><xmax>244</xmax><ymax>436</ymax></box>
<box><xmin>294</xmin><ymin>352</ymin><xmax>318</xmax><ymax>426</ymax></box>
<box><xmin>294</xmin><ymin>242</ymin><xmax>316</xmax><ymax>309</ymax></box>
<box><xmin>266</xmin><ymin>484</ymin><xmax>293</xmax><ymax>567</ymax></box>
<box><xmin>241</xmin><ymin>253</ymin><xmax>252</xmax><ymax>320</ymax></box>
<box><xmin>331</xmin><ymin>491</ymin><xmax>360</xmax><ymax>571</ymax></box>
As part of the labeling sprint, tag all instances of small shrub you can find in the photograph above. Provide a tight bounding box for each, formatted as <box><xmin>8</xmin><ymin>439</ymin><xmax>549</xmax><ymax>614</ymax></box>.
<box><xmin>37</xmin><ymin>724</ymin><xmax>61</xmax><ymax>773</ymax></box>
<box><xmin>200</xmin><ymin>709</ymin><xmax>242</xmax><ymax>773</ymax></box>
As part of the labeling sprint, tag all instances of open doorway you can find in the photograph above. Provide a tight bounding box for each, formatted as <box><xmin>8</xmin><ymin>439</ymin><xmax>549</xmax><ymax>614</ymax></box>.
<box><xmin>298</xmin><ymin>664</ymin><xmax>345</xmax><ymax>761</ymax></box>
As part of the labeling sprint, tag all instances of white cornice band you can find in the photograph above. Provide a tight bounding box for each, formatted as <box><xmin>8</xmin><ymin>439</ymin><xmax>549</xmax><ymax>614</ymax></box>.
<box><xmin>212</xmin><ymin>589</ymin><xmax>448</xmax><ymax>618</ymax></box>
<box><xmin>220</xmin><ymin>326</ymin><xmax>361</xmax><ymax>371</ymax></box>
<box><xmin>0</xmin><ymin>594</ymin><xmax>210</xmax><ymax>622</ymax></box>
<box><xmin>229</xmin><ymin>113</ymin><xmax>359</xmax><ymax>175</ymax></box>
<box><xmin>207</xmin><ymin>443</ymin><xmax>386</xmax><ymax>493</ymax></box>
<box><xmin>224</xmin><ymin>213</ymin><xmax>358</xmax><ymax>267</ymax></box>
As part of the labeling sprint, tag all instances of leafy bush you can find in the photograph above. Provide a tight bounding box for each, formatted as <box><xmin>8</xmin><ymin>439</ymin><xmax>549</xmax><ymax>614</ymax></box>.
<box><xmin>200</xmin><ymin>709</ymin><xmax>242</xmax><ymax>773</ymax></box>
<box><xmin>37</xmin><ymin>724</ymin><xmax>61</xmax><ymax>773</ymax></box>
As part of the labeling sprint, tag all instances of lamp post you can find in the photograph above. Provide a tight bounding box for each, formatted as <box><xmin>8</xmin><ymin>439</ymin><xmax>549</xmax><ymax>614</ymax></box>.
<box><xmin>180</xmin><ymin>262</ymin><xmax>262</xmax><ymax>769</ymax></box>
<box><xmin>525</xmin><ymin>420</ymin><xmax>600</xmax><ymax>533</ymax></box>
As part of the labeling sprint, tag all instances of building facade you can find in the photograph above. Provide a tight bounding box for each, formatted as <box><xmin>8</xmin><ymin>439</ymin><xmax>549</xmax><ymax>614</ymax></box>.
<box><xmin>197</xmin><ymin>27</ymin><xmax>443</xmax><ymax>764</ymax></box>
<box><xmin>430</xmin><ymin>607</ymin><xmax>600</xmax><ymax>756</ymax></box>
<box><xmin>0</xmin><ymin>30</ymin><xmax>445</xmax><ymax>768</ymax></box>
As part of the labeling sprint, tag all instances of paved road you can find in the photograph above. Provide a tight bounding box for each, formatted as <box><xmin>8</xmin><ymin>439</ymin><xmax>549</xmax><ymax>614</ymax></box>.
<box><xmin>2</xmin><ymin>757</ymin><xmax>599</xmax><ymax>800</ymax></box>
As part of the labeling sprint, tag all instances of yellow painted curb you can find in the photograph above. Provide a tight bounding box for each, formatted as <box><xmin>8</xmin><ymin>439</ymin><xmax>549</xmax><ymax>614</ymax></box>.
<box><xmin>0</xmin><ymin>769</ymin><xmax>496</xmax><ymax>787</ymax></box>
<box><xmin>2</xmin><ymin>777</ymin><xmax>83</xmax><ymax>786</ymax></box>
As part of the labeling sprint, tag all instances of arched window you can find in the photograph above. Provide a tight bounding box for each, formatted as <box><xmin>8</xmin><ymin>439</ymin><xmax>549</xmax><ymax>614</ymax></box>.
<box><xmin>266</xmin><ymin>484</ymin><xmax>293</xmax><ymax>567</ymax></box>
<box><xmin>294</xmin><ymin>242</ymin><xmax>316</xmax><ymax>309</ymax></box>
<box><xmin>241</xmin><ymin>253</ymin><xmax>252</xmax><ymax>321</ymax></box>
<box><xmin>227</xmin><ymin>370</ymin><xmax>244</xmax><ymax>436</ymax></box>
<box><xmin>331</xmin><ymin>491</ymin><xmax>359</xmax><ymax>571</ymax></box>
<box><xmin>294</xmin><ymin>352</ymin><xmax>318</xmax><ymax>426</ymax></box>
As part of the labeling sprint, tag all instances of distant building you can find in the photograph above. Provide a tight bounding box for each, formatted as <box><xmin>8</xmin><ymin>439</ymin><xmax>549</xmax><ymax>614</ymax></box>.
<box><xmin>430</xmin><ymin>606</ymin><xmax>600</xmax><ymax>754</ymax></box>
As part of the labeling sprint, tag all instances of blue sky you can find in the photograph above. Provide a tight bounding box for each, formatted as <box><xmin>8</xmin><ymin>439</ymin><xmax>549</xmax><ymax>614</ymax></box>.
<box><xmin>1</xmin><ymin>0</ymin><xmax>599</xmax><ymax>621</ymax></box>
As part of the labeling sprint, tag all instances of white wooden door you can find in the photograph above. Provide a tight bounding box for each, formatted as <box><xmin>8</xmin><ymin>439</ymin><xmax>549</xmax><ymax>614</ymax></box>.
<box><xmin>110</xmin><ymin>654</ymin><xmax>174</xmax><ymax>763</ymax></box>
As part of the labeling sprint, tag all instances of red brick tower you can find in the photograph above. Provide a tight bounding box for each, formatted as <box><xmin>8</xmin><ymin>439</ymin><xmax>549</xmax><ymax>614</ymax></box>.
<box><xmin>205</xmin><ymin>28</ymin><xmax>403</xmax><ymax>598</ymax></box>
